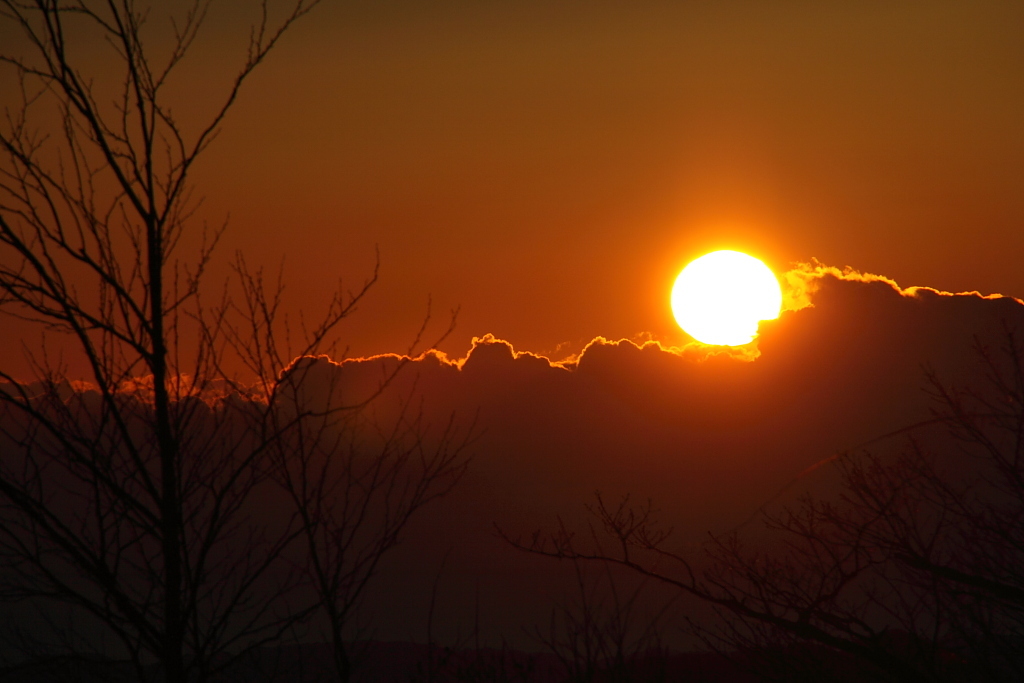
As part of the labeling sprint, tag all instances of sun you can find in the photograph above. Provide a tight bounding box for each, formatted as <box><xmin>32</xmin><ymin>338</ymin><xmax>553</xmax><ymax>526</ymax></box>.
<box><xmin>671</xmin><ymin>250</ymin><xmax>782</xmax><ymax>346</ymax></box>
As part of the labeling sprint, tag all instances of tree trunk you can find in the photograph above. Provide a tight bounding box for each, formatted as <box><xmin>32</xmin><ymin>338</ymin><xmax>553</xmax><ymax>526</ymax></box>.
<box><xmin>331</xmin><ymin>619</ymin><xmax>351</xmax><ymax>683</ymax></box>
<box><xmin>150</xmin><ymin>225</ymin><xmax>184</xmax><ymax>683</ymax></box>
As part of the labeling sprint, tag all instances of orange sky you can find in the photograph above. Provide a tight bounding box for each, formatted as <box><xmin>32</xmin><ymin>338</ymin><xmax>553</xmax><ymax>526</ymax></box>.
<box><xmin>2</xmin><ymin>0</ymin><xmax>1023</xmax><ymax>365</ymax></box>
<box><xmin>171</xmin><ymin>0</ymin><xmax>1024</xmax><ymax>362</ymax></box>
<box><xmin>4</xmin><ymin>2</ymin><xmax>1024</xmax><ymax>648</ymax></box>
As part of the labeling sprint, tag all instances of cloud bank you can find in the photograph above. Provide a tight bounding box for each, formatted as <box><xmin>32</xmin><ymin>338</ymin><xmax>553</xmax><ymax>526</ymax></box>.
<box><xmin>250</xmin><ymin>265</ymin><xmax>1022</xmax><ymax>638</ymax></box>
<box><xmin>5</xmin><ymin>264</ymin><xmax>1024</xmax><ymax>643</ymax></box>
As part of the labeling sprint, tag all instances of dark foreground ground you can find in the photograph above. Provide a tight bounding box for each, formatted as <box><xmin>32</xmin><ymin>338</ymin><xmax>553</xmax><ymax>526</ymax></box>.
<box><xmin>0</xmin><ymin>639</ymin><xmax>945</xmax><ymax>682</ymax></box>
<box><xmin>0</xmin><ymin>641</ymin><xmax>777</xmax><ymax>682</ymax></box>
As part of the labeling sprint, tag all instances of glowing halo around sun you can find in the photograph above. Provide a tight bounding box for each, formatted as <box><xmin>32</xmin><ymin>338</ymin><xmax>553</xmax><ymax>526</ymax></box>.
<box><xmin>671</xmin><ymin>250</ymin><xmax>782</xmax><ymax>346</ymax></box>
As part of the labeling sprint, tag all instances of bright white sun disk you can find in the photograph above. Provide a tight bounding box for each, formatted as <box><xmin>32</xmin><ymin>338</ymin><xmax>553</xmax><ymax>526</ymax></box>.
<box><xmin>671</xmin><ymin>250</ymin><xmax>782</xmax><ymax>346</ymax></box>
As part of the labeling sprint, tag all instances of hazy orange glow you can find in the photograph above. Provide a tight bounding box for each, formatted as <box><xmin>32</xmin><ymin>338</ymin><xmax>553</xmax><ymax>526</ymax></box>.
<box><xmin>671</xmin><ymin>250</ymin><xmax>782</xmax><ymax>346</ymax></box>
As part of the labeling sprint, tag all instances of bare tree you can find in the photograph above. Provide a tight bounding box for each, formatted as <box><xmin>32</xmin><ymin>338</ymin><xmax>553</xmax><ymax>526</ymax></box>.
<box><xmin>508</xmin><ymin>332</ymin><xmax>1024</xmax><ymax>683</ymax></box>
<box><xmin>278</xmin><ymin>395</ymin><xmax>469</xmax><ymax>683</ymax></box>
<box><xmin>526</xmin><ymin>537</ymin><xmax>672</xmax><ymax>683</ymax></box>
<box><xmin>0</xmin><ymin>3</ymin><xmax>467</xmax><ymax>682</ymax></box>
<box><xmin>226</xmin><ymin>265</ymin><xmax>472</xmax><ymax>683</ymax></box>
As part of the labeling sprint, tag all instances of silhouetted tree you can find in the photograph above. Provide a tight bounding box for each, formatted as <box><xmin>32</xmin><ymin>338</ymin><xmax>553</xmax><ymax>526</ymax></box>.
<box><xmin>510</xmin><ymin>332</ymin><xmax>1024</xmax><ymax>683</ymax></box>
<box><xmin>528</xmin><ymin>543</ymin><xmax>672</xmax><ymax>682</ymax></box>
<box><xmin>0</xmin><ymin>3</ymin><xmax>468</xmax><ymax>682</ymax></box>
<box><xmin>230</xmin><ymin>267</ymin><xmax>471</xmax><ymax>683</ymax></box>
